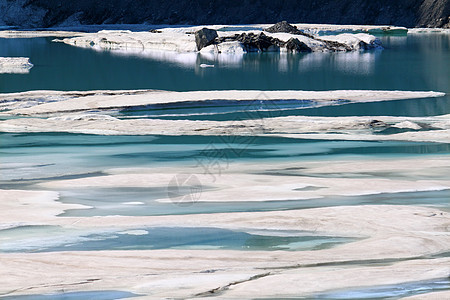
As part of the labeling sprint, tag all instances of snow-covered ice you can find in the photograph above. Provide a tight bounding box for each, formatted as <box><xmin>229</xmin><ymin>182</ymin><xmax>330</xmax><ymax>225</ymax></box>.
<box><xmin>1</xmin><ymin>89</ymin><xmax>444</xmax><ymax>115</ymax></box>
<box><xmin>0</xmin><ymin>57</ymin><xmax>33</xmax><ymax>73</ymax></box>
<box><xmin>56</xmin><ymin>25</ymin><xmax>383</xmax><ymax>54</ymax></box>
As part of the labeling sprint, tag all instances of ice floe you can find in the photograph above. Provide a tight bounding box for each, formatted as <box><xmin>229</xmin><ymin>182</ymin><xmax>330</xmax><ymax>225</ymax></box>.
<box><xmin>0</xmin><ymin>189</ymin><xmax>87</xmax><ymax>224</ymax></box>
<box><xmin>0</xmin><ymin>57</ymin><xmax>33</xmax><ymax>74</ymax></box>
<box><xmin>36</xmin><ymin>168</ymin><xmax>450</xmax><ymax>203</ymax></box>
<box><xmin>290</xmin><ymin>24</ymin><xmax>408</xmax><ymax>36</ymax></box>
<box><xmin>0</xmin><ymin>89</ymin><xmax>444</xmax><ymax>115</ymax></box>
<box><xmin>0</xmin><ymin>203</ymin><xmax>448</xmax><ymax>298</ymax></box>
<box><xmin>0</xmin><ymin>30</ymin><xmax>84</xmax><ymax>38</ymax></box>
<box><xmin>0</xmin><ymin>89</ymin><xmax>447</xmax><ymax>142</ymax></box>
<box><xmin>0</xmin><ymin>89</ymin><xmax>164</xmax><ymax>112</ymax></box>
<box><xmin>2</xmin><ymin>113</ymin><xmax>449</xmax><ymax>143</ymax></box>
<box><xmin>408</xmin><ymin>28</ymin><xmax>450</xmax><ymax>34</ymax></box>
<box><xmin>56</xmin><ymin>24</ymin><xmax>383</xmax><ymax>54</ymax></box>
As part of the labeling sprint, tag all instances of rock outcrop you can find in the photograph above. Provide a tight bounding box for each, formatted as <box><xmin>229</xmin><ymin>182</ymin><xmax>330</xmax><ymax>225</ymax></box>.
<box><xmin>265</xmin><ymin>21</ymin><xmax>303</xmax><ymax>34</ymax></box>
<box><xmin>265</xmin><ymin>21</ymin><xmax>315</xmax><ymax>38</ymax></box>
<box><xmin>284</xmin><ymin>38</ymin><xmax>312</xmax><ymax>52</ymax></box>
<box><xmin>194</xmin><ymin>28</ymin><xmax>218</xmax><ymax>50</ymax></box>
<box><xmin>59</xmin><ymin>24</ymin><xmax>382</xmax><ymax>54</ymax></box>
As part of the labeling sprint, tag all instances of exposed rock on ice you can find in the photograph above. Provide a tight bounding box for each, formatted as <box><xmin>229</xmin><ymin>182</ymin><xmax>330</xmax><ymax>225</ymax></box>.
<box><xmin>320</xmin><ymin>33</ymin><xmax>383</xmax><ymax>51</ymax></box>
<box><xmin>265</xmin><ymin>21</ymin><xmax>312</xmax><ymax>37</ymax></box>
<box><xmin>0</xmin><ymin>57</ymin><xmax>33</xmax><ymax>74</ymax></box>
<box><xmin>195</xmin><ymin>28</ymin><xmax>218</xmax><ymax>50</ymax></box>
<box><xmin>285</xmin><ymin>37</ymin><xmax>312</xmax><ymax>52</ymax></box>
<box><xmin>57</xmin><ymin>23</ymin><xmax>383</xmax><ymax>54</ymax></box>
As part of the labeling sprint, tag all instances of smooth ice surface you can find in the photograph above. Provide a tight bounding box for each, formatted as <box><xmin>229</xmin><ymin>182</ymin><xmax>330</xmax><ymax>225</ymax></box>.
<box><xmin>0</xmin><ymin>57</ymin><xmax>33</xmax><ymax>73</ymax></box>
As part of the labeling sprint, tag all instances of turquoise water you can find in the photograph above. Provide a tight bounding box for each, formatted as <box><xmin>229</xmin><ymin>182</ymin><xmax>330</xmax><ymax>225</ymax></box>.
<box><xmin>1</xmin><ymin>132</ymin><xmax>449</xmax><ymax>216</ymax></box>
<box><xmin>0</xmin><ymin>32</ymin><xmax>449</xmax><ymax>299</ymax></box>
<box><xmin>0</xmin><ymin>291</ymin><xmax>139</xmax><ymax>300</ymax></box>
<box><xmin>0</xmin><ymin>35</ymin><xmax>449</xmax><ymax>117</ymax></box>
<box><xmin>259</xmin><ymin>278</ymin><xmax>450</xmax><ymax>299</ymax></box>
<box><xmin>0</xmin><ymin>34</ymin><xmax>449</xmax><ymax>217</ymax></box>
<box><xmin>0</xmin><ymin>225</ymin><xmax>356</xmax><ymax>253</ymax></box>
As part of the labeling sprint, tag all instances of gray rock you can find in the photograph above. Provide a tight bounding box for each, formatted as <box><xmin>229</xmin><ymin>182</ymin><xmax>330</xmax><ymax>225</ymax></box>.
<box><xmin>369</xmin><ymin>120</ymin><xmax>389</xmax><ymax>128</ymax></box>
<box><xmin>265</xmin><ymin>21</ymin><xmax>315</xmax><ymax>38</ymax></box>
<box><xmin>265</xmin><ymin>21</ymin><xmax>301</xmax><ymax>34</ymax></box>
<box><xmin>1</xmin><ymin>0</ymin><xmax>449</xmax><ymax>29</ymax></box>
<box><xmin>319</xmin><ymin>39</ymin><xmax>352</xmax><ymax>51</ymax></box>
<box><xmin>236</xmin><ymin>32</ymin><xmax>281</xmax><ymax>52</ymax></box>
<box><xmin>195</xmin><ymin>28</ymin><xmax>218</xmax><ymax>51</ymax></box>
<box><xmin>284</xmin><ymin>38</ymin><xmax>312</xmax><ymax>52</ymax></box>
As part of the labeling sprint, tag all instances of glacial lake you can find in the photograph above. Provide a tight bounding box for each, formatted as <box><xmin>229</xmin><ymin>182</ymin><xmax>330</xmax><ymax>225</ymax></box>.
<box><xmin>0</xmin><ymin>34</ymin><xmax>449</xmax><ymax>113</ymax></box>
<box><xmin>1</xmin><ymin>33</ymin><xmax>449</xmax><ymax>216</ymax></box>
<box><xmin>0</xmin><ymin>32</ymin><xmax>449</xmax><ymax>299</ymax></box>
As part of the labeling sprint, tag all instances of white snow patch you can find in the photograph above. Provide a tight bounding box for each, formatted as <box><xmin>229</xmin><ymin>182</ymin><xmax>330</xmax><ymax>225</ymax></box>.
<box><xmin>0</xmin><ymin>57</ymin><xmax>33</xmax><ymax>74</ymax></box>
<box><xmin>199</xmin><ymin>63</ymin><xmax>215</xmax><ymax>68</ymax></box>
<box><xmin>118</xmin><ymin>230</ymin><xmax>148</xmax><ymax>236</ymax></box>
<box><xmin>392</xmin><ymin>121</ymin><xmax>423</xmax><ymax>130</ymax></box>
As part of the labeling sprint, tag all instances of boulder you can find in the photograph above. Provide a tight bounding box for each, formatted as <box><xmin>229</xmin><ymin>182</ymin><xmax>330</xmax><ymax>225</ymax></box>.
<box><xmin>195</xmin><ymin>28</ymin><xmax>218</xmax><ymax>51</ymax></box>
<box><xmin>284</xmin><ymin>38</ymin><xmax>312</xmax><ymax>52</ymax></box>
<box><xmin>369</xmin><ymin>120</ymin><xmax>389</xmax><ymax>128</ymax></box>
<box><xmin>265</xmin><ymin>21</ymin><xmax>315</xmax><ymax>38</ymax></box>
<box><xmin>236</xmin><ymin>32</ymin><xmax>281</xmax><ymax>52</ymax></box>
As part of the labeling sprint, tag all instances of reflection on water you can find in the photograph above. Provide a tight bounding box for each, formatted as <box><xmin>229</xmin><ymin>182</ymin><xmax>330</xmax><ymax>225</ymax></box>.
<box><xmin>0</xmin><ymin>35</ymin><xmax>448</xmax><ymax>103</ymax></box>
<box><xmin>109</xmin><ymin>48</ymin><xmax>380</xmax><ymax>76</ymax></box>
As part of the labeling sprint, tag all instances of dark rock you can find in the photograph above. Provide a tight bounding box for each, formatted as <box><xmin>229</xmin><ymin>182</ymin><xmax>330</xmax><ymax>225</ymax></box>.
<box><xmin>2</xmin><ymin>0</ymin><xmax>449</xmax><ymax>29</ymax></box>
<box><xmin>195</xmin><ymin>28</ymin><xmax>218</xmax><ymax>51</ymax></box>
<box><xmin>284</xmin><ymin>38</ymin><xmax>312</xmax><ymax>52</ymax></box>
<box><xmin>369</xmin><ymin>120</ymin><xmax>389</xmax><ymax>128</ymax></box>
<box><xmin>265</xmin><ymin>21</ymin><xmax>315</xmax><ymax>38</ymax></box>
<box><xmin>235</xmin><ymin>32</ymin><xmax>282</xmax><ymax>52</ymax></box>
<box><xmin>149</xmin><ymin>29</ymin><xmax>162</xmax><ymax>33</ymax></box>
<box><xmin>216</xmin><ymin>34</ymin><xmax>240</xmax><ymax>43</ymax></box>
<box><xmin>318</xmin><ymin>39</ymin><xmax>353</xmax><ymax>51</ymax></box>
<box><xmin>265</xmin><ymin>21</ymin><xmax>301</xmax><ymax>34</ymax></box>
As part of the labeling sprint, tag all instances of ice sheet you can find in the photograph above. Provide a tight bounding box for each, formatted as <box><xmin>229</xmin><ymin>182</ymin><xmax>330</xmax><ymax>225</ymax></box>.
<box><xmin>0</xmin><ymin>57</ymin><xmax>33</xmax><ymax>74</ymax></box>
